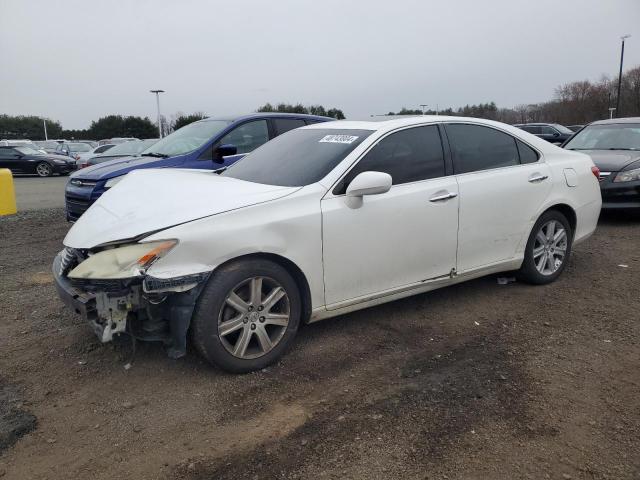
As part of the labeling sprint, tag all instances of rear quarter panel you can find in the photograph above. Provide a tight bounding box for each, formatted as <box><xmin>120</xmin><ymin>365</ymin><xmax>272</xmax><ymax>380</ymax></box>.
<box><xmin>531</xmin><ymin>148</ymin><xmax>601</xmax><ymax>246</ymax></box>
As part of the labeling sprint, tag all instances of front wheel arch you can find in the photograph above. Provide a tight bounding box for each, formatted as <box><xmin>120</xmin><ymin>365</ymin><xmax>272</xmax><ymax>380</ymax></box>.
<box><xmin>211</xmin><ymin>253</ymin><xmax>313</xmax><ymax>324</ymax></box>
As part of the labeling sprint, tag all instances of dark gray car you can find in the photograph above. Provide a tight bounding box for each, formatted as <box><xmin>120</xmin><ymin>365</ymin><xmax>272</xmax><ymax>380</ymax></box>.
<box><xmin>563</xmin><ymin>117</ymin><xmax>640</xmax><ymax>210</ymax></box>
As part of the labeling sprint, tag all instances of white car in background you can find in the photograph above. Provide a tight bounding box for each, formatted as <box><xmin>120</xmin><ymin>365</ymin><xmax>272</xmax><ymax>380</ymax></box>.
<box><xmin>53</xmin><ymin>116</ymin><xmax>601</xmax><ymax>373</ymax></box>
<box><xmin>74</xmin><ymin>144</ymin><xmax>116</xmax><ymax>168</ymax></box>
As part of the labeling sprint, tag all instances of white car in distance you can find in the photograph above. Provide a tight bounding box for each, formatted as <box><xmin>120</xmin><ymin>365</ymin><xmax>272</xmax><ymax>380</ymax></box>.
<box><xmin>53</xmin><ymin>116</ymin><xmax>602</xmax><ymax>373</ymax></box>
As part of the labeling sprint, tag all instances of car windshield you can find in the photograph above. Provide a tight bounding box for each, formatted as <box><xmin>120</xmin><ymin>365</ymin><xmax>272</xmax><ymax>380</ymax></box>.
<box><xmin>141</xmin><ymin>120</ymin><xmax>231</xmax><ymax>157</ymax></box>
<box><xmin>564</xmin><ymin>124</ymin><xmax>640</xmax><ymax>150</ymax></box>
<box><xmin>15</xmin><ymin>146</ymin><xmax>41</xmax><ymax>155</ymax></box>
<box><xmin>100</xmin><ymin>139</ymin><xmax>157</xmax><ymax>156</ymax></box>
<box><xmin>553</xmin><ymin>124</ymin><xmax>574</xmax><ymax>134</ymax></box>
<box><xmin>68</xmin><ymin>143</ymin><xmax>92</xmax><ymax>152</ymax></box>
<box><xmin>223</xmin><ymin>128</ymin><xmax>373</xmax><ymax>187</ymax></box>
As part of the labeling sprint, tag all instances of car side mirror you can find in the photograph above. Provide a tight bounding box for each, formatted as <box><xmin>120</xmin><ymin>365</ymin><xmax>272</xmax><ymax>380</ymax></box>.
<box><xmin>213</xmin><ymin>144</ymin><xmax>238</xmax><ymax>163</ymax></box>
<box><xmin>345</xmin><ymin>171</ymin><xmax>392</xmax><ymax>208</ymax></box>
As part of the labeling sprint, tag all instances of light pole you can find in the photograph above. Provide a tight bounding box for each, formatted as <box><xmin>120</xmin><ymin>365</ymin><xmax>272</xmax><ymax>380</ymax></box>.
<box><xmin>150</xmin><ymin>89</ymin><xmax>165</xmax><ymax>138</ymax></box>
<box><xmin>609</xmin><ymin>107</ymin><xmax>616</xmax><ymax>119</ymax></box>
<box><xmin>43</xmin><ymin>119</ymin><xmax>48</xmax><ymax>140</ymax></box>
<box><xmin>615</xmin><ymin>35</ymin><xmax>630</xmax><ymax>118</ymax></box>
<box><xmin>420</xmin><ymin>104</ymin><xmax>428</xmax><ymax>115</ymax></box>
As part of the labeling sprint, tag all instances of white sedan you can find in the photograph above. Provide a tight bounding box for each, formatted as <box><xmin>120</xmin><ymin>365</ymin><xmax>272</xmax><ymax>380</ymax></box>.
<box><xmin>53</xmin><ymin>116</ymin><xmax>601</xmax><ymax>373</ymax></box>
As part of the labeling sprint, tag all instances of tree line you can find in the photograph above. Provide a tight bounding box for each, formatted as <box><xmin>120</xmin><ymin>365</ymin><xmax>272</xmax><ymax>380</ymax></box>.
<box><xmin>256</xmin><ymin>103</ymin><xmax>346</xmax><ymax>119</ymax></box>
<box><xmin>387</xmin><ymin>65</ymin><xmax>640</xmax><ymax>125</ymax></box>
<box><xmin>2</xmin><ymin>64</ymin><xmax>639</xmax><ymax>140</ymax></box>
<box><xmin>0</xmin><ymin>105</ymin><xmax>345</xmax><ymax>140</ymax></box>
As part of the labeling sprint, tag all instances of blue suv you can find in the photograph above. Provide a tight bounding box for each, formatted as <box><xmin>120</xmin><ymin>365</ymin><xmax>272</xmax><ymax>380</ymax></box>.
<box><xmin>65</xmin><ymin>113</ymin><xmax>332</xmax><ymax>220</ymax></box>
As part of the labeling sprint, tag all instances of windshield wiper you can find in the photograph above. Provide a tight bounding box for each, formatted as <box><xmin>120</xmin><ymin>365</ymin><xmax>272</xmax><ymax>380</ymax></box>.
<box><xmin>141</xmin><ymin>152</ymin><xmax>169</xmax><ymax>158</ymax></box>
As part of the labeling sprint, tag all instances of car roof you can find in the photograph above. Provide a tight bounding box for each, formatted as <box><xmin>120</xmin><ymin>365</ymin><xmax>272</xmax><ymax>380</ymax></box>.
<box><xmin>513</xmin><ymin>123</ymin><xmax>558</xmax><ymax>126</ymax></box>
<box><xmin>303</xmin><ymin>115</ymin><xmax>527</xmax><ymax>133</ymax></box>
<box><xmin>199</xmin><ymin>112</ymin><xmax>334</xmax><ymax>123</ymax></box>
<box><xmin>590</xmin><ymin>117</ymin><xmax>640</xmax><ymax>125</ymax></box>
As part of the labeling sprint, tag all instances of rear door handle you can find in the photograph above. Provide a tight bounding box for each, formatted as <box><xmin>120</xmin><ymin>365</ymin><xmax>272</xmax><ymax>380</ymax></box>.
<box><xmin>528</xmin><ymin>174</ymin><xmax>548</xmax><ymax>183</ymax></box>
<box><xmin>429</xmin><ymin>191</ymin><xmax>458</xmax><ymax>202</ymax></box>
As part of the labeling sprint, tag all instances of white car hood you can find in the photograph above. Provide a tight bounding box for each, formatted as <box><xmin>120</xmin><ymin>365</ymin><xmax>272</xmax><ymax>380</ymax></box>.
<box><xmin>64</xmin><ymin>169</ymin><xmax>299</xmax><ymax>249</ymax></box>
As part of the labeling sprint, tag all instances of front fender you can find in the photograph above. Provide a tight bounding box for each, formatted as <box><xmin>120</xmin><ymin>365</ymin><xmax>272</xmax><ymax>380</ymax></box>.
<box><xmin>144</xmin><ymin>186</ymin><xmax>325</xmax><ymax>310</ymax></box>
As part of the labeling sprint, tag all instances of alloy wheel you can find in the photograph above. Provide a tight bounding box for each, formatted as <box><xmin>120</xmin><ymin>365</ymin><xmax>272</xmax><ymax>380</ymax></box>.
<box><xmin>36</xmin><ymin>163</ymin><xmax>52</xmax><ymax>177</ymax></box>
<box><xmin>533</xmin><ymin>220</ymin><xmax>568</xmax><ymax>276</ymax></box>
<box><xmin>218</xmin><ymin>276</ymin><xmax>290</xmax><ymax>359</ymax></box>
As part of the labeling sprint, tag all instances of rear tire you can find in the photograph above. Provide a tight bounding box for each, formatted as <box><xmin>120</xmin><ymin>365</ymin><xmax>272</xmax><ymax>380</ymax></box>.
<box><xmin>516</xmin><ymin>210</ymin><xmax>573</xmax><ymax>285</ymax></box>
<box><xmin>191</xmin><ymin>258</ymin><xmax>301</xmax><ymax>373</ymax></box>
<box><xmin>35</xmin><ymin>162</ymin><xmax>53</xmax><ymax>177</ymax></box>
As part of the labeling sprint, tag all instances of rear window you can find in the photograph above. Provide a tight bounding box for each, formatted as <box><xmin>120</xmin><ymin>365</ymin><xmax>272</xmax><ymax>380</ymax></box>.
<box><xmin>273</xmin><ymin>118</ymin><xmax>306</xmax><ymax>136</ymax></box>
<box><xmin>447</xmin><ymin>124</ymin><xmax>520</xmax><ymax>174</ymax></box>
<box><xmin>516</xmin><ymin>139</ymin><xmax>539</xmax><ymax>164</ymax></box>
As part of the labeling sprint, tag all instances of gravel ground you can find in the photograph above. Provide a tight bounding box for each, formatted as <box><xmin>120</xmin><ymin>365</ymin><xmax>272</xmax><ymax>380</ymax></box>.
<box><xmin>0</xmin><ymin>208</ymin><xmax>639</xmax><ymax>480</ymax></box>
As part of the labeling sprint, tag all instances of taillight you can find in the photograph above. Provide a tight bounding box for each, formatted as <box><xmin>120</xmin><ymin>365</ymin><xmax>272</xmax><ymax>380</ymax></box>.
<box><xmin>591</xmin><ymin>166</ymin><xmax>600</xmax><ymax>180</ymax></box>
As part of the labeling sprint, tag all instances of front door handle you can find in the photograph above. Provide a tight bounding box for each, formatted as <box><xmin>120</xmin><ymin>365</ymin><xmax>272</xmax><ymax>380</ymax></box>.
<box><xmin>528</xmin><ymin>174</ymin><xmax>549</xmax><ymax>183</ymax></box>
<box><xmin>429</xmin><ymin>191</ymin><xmax>458</xmax><ymax>202</ymax></box>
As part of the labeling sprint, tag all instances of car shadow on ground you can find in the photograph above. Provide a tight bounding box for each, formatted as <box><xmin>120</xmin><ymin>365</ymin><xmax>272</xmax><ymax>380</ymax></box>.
<box><xmin>598</xmin><ymin>209</ymin><xmax>640</xmax><ymax>225</ymax></box>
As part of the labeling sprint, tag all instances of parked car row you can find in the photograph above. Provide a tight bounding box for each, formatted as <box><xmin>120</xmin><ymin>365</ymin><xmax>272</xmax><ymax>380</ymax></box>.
<box><xmin>563</xmin><ymin>117</ymin><xmax>640</xmax><ymax>210</ymax></box>
<box><xmin>54</xmin><ymin>114</ymin><xmax>602</xmax><ymax>373</ymax></box>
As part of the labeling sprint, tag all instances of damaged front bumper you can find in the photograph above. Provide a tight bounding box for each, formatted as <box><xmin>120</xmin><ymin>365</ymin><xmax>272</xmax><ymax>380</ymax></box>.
<box><xmin>52</xmin><ymin>249</ymin><xmax>210</xmax><ymax>358</ymax></box>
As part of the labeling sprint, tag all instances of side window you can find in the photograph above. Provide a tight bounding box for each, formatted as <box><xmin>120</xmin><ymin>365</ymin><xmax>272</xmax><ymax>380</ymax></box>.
<box><xmin>95</xmin><ymin>145</ymin><xmax>109</xmax><ymax>153</ymax></box>
<box><xmin>516</xmin><ymin>139</ymin><xmax>539</xmax><ymax>164</ymax></box>
<box><xmin>339</xmin><ymin>125</ymin><xmax>445</xmax><ymax>193</ymax></box>
<box><xmin>218</xmin><ymin>120</ymin><xmax>269</xmax><ymax>155</ymax></box>
<box><xmin>0</xmin><ymin>147</ymin><xmax>12</xmax><ymax>157</ymax></box>
<box><xmin>273</xmin><ymin>118</ymin><xmax>306</xmax><ymax>136</ymax></box>
<box><xmin>526</xmin><ymin>126</ymin><xmax>542</xmax><ymax>135</ymax></box>
<box><xmin>541</xmin><ymin>126</ymin><xmax>557</xmax><ymax>135</ymax></box>
<box><xmin>447</xmin><ymin>124</ymin><xmax>519</xmax><ymax>174</ymax></box>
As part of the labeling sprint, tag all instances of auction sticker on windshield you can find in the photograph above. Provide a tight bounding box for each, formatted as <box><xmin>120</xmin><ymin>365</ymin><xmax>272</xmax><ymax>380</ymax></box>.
<box><xmin>319</xmin><ymin>135</ymin><xmax>359</xmax><ymax>144</ymax></box>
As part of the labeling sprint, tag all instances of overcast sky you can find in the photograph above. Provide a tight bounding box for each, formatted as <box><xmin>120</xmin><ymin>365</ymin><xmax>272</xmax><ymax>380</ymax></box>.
<box><xmin>1</xmin><ymin>0</ymin><xmax>639</xmax><ymax>129</ymax></box>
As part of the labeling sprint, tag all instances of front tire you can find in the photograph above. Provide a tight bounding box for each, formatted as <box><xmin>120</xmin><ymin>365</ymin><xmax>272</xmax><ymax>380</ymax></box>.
<box><xmin>516</xmin><ymin>210</ymin><xmax>573</xmax><ymax>285</ymax></box>
<box><xmin>35</xmin><ymin>162</ymin><xmax>53</xmax><ymax>177</ymax></box>
<box><xmin>191</xmin><ymin>259</ymin><xmax>301</xmax><ymax>373</ymax></box>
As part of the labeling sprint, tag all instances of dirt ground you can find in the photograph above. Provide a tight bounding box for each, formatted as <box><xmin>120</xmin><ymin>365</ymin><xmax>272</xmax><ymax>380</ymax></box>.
<box><xmin>0</xmin><ymin>208</ymin><xmax>639</xmax><ymax>480</ymax></box>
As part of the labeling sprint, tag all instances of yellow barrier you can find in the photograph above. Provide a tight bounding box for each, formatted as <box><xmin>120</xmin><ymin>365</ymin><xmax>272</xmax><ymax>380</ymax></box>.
<box><xmin>0</xmin><ymin>168</ymin><xmax>17</xmax><ymax>215</ymax></box>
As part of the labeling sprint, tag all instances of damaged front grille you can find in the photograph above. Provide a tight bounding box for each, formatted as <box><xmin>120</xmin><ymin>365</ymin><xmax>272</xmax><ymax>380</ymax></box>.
<box><xmin>70</xmin><ymin>277</ymin><xmax>140</xmax><ymax>294</ymax></box>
